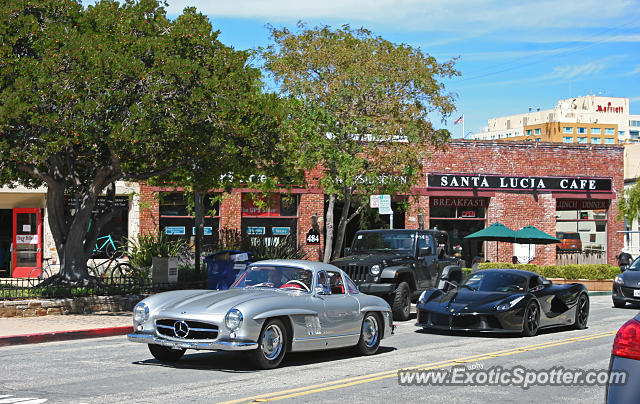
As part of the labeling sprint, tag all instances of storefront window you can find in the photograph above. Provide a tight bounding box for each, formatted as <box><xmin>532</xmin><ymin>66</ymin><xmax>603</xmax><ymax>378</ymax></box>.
<box><xmin>429</xmin><ymin>197</ymin><xmax>488</xmax><ymax>266</ymax></box>
<box><xmin>241</xmin><ymin>193</ymin><xmax>299</xmax><ymax>245</ymax></box>
<box><xmin>159</xmin><ymin>192</ymin><xmax>220</xmax><ymax>246</ymax></box>
<box><xmin>556</xmin><ymin>199</ymin><xmax>609</xmax><ymax>254</ymax></box>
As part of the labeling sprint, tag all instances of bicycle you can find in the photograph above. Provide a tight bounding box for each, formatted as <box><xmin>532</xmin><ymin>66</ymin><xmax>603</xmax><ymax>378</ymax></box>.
<box><xmin>88</xmin><ymin>254</ymin><xmax>124</xmax><ymax>282</ymax></box>
<box><xmin>27</xmin><ymin>258</ymin><xmax>54</xmax><ymax>287</ymax></box>
<box><xmin>109</xmin><ymin>262</ymin><xmax>145</xmax><ymax>287</ymax></box>
<box><xmin>92</xmin><ymin>234</ymin><xmax>123</xmax><ymax>259</ymax></box>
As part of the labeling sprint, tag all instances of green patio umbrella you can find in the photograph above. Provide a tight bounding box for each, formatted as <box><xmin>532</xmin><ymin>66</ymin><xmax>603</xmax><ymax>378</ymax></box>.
<box><xmin>515</xmin><ymin>226</ymin><xmax>560</xmax><ymax>244</ymax></box>
<box><xmin>464</xmin><ymin>223</ymin><xmax>518</xmax><ymax>261</ymax></box>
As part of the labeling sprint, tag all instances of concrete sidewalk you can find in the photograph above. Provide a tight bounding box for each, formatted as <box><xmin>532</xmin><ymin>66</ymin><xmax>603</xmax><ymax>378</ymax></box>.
<box><xmin>0</xmin><ymin>312</ymin><xmax>132</xmax><ymax>346</ymax></box>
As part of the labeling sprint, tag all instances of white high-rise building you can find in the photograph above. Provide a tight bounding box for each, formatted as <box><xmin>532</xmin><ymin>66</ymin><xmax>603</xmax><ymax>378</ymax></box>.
<box><xmin>471</xmin><ymin>95</ymin><xmax>640</xmax><ymax>144</ymax></box>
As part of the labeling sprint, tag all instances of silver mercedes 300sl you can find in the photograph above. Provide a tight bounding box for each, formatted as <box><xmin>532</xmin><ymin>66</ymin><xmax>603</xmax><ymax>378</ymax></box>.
<box><xmin>128</xmin><ymin>259</ymin><xmax>393</xmax><ymax>369</ymax></box>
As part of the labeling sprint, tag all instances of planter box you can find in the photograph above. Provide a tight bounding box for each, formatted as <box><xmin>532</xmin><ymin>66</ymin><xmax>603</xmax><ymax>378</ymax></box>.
<box><xmin>152</xmin><ymin>257</ymin><xmax>178</xmax><ymax>286</ymax></box>
<box><xmin>548</xmin><ymin>278</ymin><xmax>612</xmax><ymax>291</ymax></box>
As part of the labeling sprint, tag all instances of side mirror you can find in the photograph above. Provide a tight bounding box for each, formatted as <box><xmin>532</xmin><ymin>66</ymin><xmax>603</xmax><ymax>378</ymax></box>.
<box><xmin>315</xmin><ymin>285</ymin><xmax>330</xmax><ymax>295</ymax></box>
<box><xmin>419</xmin><ymin>246</ymin><xmax>432</xmax><ymax>256</ymax></box>
<box><xmin>542</xmin><ymin>279</ymin><xmax>552</xmax><ymax>286</ymax></box>
<box><xmin>344</xmin><ymin>247</ymin><xmax>351</xmax><ymax>256</ymax></box>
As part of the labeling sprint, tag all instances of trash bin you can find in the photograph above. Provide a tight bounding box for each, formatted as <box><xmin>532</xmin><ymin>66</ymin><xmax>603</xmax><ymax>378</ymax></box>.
<box><xmin>205</xmin><ymin>250</ymin><xmax>253</xmax><ymax>290</ymax></box>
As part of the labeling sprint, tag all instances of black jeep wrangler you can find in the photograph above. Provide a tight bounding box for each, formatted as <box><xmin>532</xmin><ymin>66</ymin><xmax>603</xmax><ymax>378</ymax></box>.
<box><xmin>330</xmin><ymin>229</ymin><xmax>462</xmax><ymax>321</ymax></box>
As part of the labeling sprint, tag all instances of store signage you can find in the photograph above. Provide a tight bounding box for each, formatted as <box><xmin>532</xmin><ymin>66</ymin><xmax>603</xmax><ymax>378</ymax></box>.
<box><xmin>596</xmin><ymin>102</ymin><xmax>623</xmax><ymax>113</ymax></box>
<box><xmin>165</xmin><ymin>226</ymin><xmax>186</xmax><ymax>235</ymax></box>
<box><xmin>306</xmin><ymin>228</ymin><xmax>320</xmax><ymax>244</ymax></box>
<box><xmin>65</xmin><ymin>196</ymin><xmax>129</xmax><ymax>213</ymax></box>
<box><xmin>247</xmin><ymin>226</ymin><xmax>266</xmax><ymax>235</ymax></box>
<box><xmin>556</xmin><ymin>199</ymin><xmax>610</xmax><ymax>211</ymax></box>
<box><xmin>461</xmin><ymin>211</ymin><xmax>476</xmax><ymax>218</ymax></box>
<box><xmin>242</xmin><ymin>194</ymin><xmax>298</xmax><ymax>217</ymax></box>
<box><xmin>192</xmin><ymin>227</ymin><xmax>213</xmax><ymax>236</ymax></box>
<box><xmin>272</xmin><ymin>227</ymin><xmax>291</xmax><ymax>236</ymax></box>
<box><xmin>16</xmin><ymin>234</ymin><xmax>38</xmax><ymax>244</ymax></box>
<box><xmin>428</xmin><ymin>174</ymin><xmax>611</xmax><ymax>192</ymax></box>
<box><xmin>430</xmin><ymin>197</ymin><xmax>487</xmax><ymax>207</ymax></box>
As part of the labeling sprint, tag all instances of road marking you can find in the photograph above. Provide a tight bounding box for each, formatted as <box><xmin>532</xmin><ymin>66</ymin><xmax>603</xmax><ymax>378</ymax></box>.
<box><xmin>218</xmin><ymin>330</ymin><xmax>616</xmax><ymax>404</ymax></box>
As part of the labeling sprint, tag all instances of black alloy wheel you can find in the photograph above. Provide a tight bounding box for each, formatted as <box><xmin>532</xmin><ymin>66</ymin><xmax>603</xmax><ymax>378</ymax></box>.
<box><xmin>522</xmin><ymin>301</ymin><xmax>540</xmax><ymax>337</ymax></box>
<box><xmin>573</xmin><ymin>293</ymin><xmax>589</xmax><ymax>329</ymax></box>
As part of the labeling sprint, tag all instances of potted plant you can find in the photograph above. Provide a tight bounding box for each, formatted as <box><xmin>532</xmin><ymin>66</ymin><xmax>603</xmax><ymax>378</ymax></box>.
<box><xmin>124</xmin><ymin>233</ymin><xmax>188</xmax><ymax>286</ymax></box>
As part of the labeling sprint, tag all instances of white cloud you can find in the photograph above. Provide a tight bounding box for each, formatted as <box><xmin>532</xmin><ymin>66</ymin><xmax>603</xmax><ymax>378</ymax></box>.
<box><xmin>624</xmin><ymin>65</ymin><xmax>640</xmax><ymax>76</ymax></box>
<box><xmin>163</xmin><ymin>0</ymin><xmax>640</xmax><ymax>34</ymax></box>
<box><xmin>542</xmin><ymin>62</ymin><xmax>607</xmax><ymax>80</ymax></box>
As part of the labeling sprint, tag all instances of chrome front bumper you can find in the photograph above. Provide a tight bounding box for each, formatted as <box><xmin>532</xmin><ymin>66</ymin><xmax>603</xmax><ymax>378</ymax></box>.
<box><xmin>127</xmin><ymin>333</ymin><xmax>258</xmax><ymax>351</ymax></box>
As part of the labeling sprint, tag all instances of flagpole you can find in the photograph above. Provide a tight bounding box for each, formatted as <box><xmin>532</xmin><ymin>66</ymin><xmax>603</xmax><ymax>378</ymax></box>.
<box><xmin>462</xmin><ymin>114</ymin><xmax>465</xmax><ymax>139</ymax></box>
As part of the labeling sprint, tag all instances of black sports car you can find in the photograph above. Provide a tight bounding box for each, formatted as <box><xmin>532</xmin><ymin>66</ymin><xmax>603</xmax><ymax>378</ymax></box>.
<box><xmin>416</xmin><ymin>269</ymin><xmax>589</xmax><ymax>336</ymax></box>
<box><xmin>613</xmin><ymin>256</ymin><xmax>640</xmax><ymax>307</ymax></box>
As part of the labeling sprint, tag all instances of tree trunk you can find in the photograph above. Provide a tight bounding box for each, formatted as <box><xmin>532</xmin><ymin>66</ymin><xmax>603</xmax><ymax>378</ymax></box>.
<box><xmin>194</xmin><ymin>191</ymin><xmax>204</xmax><ymax>272</ymax></box>
<box><xmin>332</xmin><ymin>186</ymin><xmax>353</xmax><ymax>260</ymax></box>
<box><xmin>323</xmin><ymin>194</ymin><xmax>335</xmax><ymax>263</ymax></box>
<box><xmin>47</xmin><ymin>188</ymin><xmax>97</xmax><ymax>282</ymax></box>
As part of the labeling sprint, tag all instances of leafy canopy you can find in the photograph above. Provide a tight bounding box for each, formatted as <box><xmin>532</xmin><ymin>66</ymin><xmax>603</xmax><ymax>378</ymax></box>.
<box><xmin>260</xmin><ymin>23</ymin><xmax>460</xmax><ymax>197</ymax></box>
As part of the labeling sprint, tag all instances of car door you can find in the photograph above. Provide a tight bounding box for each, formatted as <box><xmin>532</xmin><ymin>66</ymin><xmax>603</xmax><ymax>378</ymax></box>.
<box><xmin>316</xmin><ymin>270</ymin><xmax>360</xmax><ymax>339</ymax></box>
<box><xmin>530</xmin><ymin>275</ymin><xmax>571</xmax><ymax>327</ymax></box>
<box><xmin>415</xmin><ymin>232</ymin><xmax>438</xmax><ymax>288</ymax></box>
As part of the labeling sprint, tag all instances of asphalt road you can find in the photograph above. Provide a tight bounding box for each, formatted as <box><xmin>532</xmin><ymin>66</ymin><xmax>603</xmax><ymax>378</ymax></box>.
<box><xmin>0</xmin><ymin>295</ymin><xmax>635</xmax><ymax>404</ymax></box>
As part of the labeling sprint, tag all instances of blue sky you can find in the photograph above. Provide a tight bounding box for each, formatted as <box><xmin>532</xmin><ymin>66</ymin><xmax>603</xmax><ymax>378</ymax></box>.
<box><xmin>153</xmin><ymin>1</ymin><xmax>640</xmax><ymax>137</ymax></box>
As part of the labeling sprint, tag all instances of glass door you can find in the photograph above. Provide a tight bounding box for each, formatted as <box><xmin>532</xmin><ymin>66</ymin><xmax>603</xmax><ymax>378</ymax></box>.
<box><xmin>12</xmin><ymin>208</ymin><xmax>41</xmax><ymax>278</ymax></box>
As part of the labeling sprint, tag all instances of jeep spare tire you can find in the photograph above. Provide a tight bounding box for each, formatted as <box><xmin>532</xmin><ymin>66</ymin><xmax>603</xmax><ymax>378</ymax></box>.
<box><xmin>392</xmin><ymin>281</ymin><xmax>411</xmax><ymax>321</ymax></box>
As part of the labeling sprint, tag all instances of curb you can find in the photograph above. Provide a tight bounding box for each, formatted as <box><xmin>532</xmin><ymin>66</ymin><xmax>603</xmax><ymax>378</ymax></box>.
<box><xmin>588</xmin><ymin>291</ymin><xmax>612</xmax><ymax>296</ymax></box>
<box><xmin>0</xmin><ymin>326</ymin><xmax>133</xmax><ymax>347</ymax></box>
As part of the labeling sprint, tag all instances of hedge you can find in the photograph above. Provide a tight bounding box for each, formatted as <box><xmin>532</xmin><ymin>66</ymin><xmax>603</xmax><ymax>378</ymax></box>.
<box><xmin>465</xmin><ymin>262</ymin><xmax>620</xmax><ymax>280</ymax></box>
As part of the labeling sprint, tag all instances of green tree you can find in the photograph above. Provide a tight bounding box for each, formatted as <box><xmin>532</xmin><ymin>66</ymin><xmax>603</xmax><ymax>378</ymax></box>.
<box><xmin>260</xmin><ymin>23</ymin><xmax>459</xmax><ymax>261</ymax></box>
<box><xmin>619</xmin><ymin>180</ymin><xmax>640</xmax><ymax>224</ymax></box>
<box><xmin>0</xmin><ymin>0</ymin><xmax>268</xmax><ymax>283</ymax></box>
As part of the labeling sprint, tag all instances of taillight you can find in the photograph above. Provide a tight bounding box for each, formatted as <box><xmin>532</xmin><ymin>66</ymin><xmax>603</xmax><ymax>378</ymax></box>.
<box><xmin>612</xmin><ymin>318</ymin><xmax>640</xmax><ymax>360</ymax></box>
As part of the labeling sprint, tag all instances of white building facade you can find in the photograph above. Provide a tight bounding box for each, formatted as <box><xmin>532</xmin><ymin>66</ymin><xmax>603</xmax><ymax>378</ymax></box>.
<box><xmin>472</xmin><ymin>95</ymin><xmax>640</xmax><ymax>143</ymax></box>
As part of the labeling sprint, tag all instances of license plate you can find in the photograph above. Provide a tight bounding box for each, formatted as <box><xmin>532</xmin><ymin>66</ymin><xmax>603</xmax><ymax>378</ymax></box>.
<box><xmin>634</xmin><ymin>289</ymin><xmax>640</xmax><ymax>297</ymax></box>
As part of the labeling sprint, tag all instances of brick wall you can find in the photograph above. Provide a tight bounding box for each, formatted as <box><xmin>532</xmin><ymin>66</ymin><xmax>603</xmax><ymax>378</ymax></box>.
<box><xmin>138</xmin><ymin>183</ymin><xmax>159</xmax><ymax>236</ymax></box>
<box><xmin>137</xmin><ymin>141</ymin><xmax>624</xmax><ymax>265</ymax></box>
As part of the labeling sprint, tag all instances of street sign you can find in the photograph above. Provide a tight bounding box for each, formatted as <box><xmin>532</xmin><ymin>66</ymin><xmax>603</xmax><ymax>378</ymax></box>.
<box><xmin>370</xmin><ymin>195</ymin><xmax>380</xmax><ymax>208</ymax></box>
<box><xmin>378</xmin><ymin>195</ymin><xmax>392</xmax><ymax>214</ymax></box>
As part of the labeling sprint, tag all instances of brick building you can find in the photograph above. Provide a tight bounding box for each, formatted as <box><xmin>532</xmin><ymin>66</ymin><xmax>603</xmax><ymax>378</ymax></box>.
<box><xmin>139</xmin><ymin>140</ymin><xmax>624</xmax><ymax>267</ymax></box>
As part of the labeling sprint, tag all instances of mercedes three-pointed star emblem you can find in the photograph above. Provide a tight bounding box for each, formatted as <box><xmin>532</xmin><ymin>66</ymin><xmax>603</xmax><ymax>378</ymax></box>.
<box><xmin>173</xmin><ymin>320</ymin><xmax>190</xmax><ymax>338</ymax></box>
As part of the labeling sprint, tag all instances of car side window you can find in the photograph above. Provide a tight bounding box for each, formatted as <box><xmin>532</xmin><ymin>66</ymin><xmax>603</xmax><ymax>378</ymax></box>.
<box><xmin>327</xmin><ymin>271</ymin><xmax>345</xmax><ymax>295</ymax></box>
<box><xmin>345</xmin><ymin>276</ymin><xmax>359</xmax><ymax>294</ymax></box>
<box><xmin>528</xmin><ymin>276</ymin><xmax>539</xmax><ymax>290</ymax></box>
<box><xmin>317</xmin><ymin>271</ymin><xmax>328</xmax><ymax>289</ymax></box>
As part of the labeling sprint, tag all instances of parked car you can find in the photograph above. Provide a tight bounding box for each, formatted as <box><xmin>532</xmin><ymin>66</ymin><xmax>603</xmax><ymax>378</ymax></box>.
<box><xmin>330</xmin><ymin>229</ymin><xmax>461</xmax><ymax>321</ymax></box>
<box><xmin>416</xmin><ymin>268</ymin><xmax>589</xmax><ymax>336</ymax></box>
<box><xmin>556</xmin><ymin>231</ymin><xmax>582</xmax><ymax>251</ymax></box>
<box><xmin>605</xmin><ymin>314</ymin><xmax>640</xmax><ymax>402</ymax></box>
<box><xmin>612</xmin><ymin>256</ymin><xmax>640</xmax><ymax>308</ymax></box>
<box><xmin>128</xmin><ymin>259</ymin><xmax>393</xmax><ymax>369</ymax></box>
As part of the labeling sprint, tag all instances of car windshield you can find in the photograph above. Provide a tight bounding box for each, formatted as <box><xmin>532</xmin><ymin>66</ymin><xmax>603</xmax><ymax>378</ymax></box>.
<box><xmin>351</xmin><ymin>231</ymin><xmax>415</xmax><ymax>254</ymax></box>
<box><xmin>628</xmin><ymin>257</ymin><xmax>640</xmax><ymax>271</ymax></box>
<box><xmin>232</xmin><ymin>265</ymin><xmax>312</xmax><ymax>292</ymax></box>
<box><xmin>463</xmin><ymin>271</ymin><xmax>528</xmax><ymax>293</ymax></box>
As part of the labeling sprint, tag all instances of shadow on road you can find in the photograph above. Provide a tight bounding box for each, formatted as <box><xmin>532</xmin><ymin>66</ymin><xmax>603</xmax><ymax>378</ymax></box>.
<box><xmin>132</xmin><ymin>345</ymin><xmax>397</xmax><ymax>372</ymax></box>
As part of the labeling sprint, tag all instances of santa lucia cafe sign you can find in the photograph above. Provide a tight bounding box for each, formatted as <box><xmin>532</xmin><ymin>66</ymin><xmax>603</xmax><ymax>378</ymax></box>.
<box><xmin>427</xmin><ymin>174</ymin><xmax>611</xmax><ymax>192</ymax></box>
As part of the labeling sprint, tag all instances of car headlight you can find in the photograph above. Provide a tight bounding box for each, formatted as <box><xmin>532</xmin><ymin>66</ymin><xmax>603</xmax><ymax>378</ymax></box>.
<box><xmin>370</xmin><ymin>265</ymin><xmax>381</xmax><ymax>276</ymax></box>
<box><xmin>615</xmin><ymin>275</ymin><xmax>624</xmax><ymax>285</ymax></box>
<box><xmin>496</xmin><ymin>296</ymin><xmax>525</xmax><ymax>311</ymax></box>
<box><xmin>419</xmin><ymin>290</ymin><xmax>427</xmax><ymax>303</ymax></box>
<box><xmin>133</xmin><ymin>303</ymin><xmax>149</xmax><ymax>324</ymax></box>
<box><xmin>225</xmin><ymin>309</ymin><xmax>243</xmax><ymax>330</ymax></box>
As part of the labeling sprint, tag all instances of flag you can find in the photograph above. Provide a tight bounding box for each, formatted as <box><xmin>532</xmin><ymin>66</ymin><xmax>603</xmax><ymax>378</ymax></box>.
<box><xmin>454</xmin><ymin>115</ymin><xmax>464</xmax><ymax>125</ymax></box>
